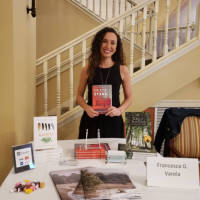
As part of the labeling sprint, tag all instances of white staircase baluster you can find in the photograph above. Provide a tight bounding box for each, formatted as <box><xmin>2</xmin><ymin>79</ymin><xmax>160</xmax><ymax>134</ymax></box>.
<box><xmin>141</xmin><ymin>6</ymin><xmax>147</xmax><ymax>69</ymax></box>
<box><xmin>69</xmin><ymin>47</ymin><xmax>74</xmax><ymax>110</ymax></box>
<box><xmin>153</xmin><ymin>0</ymin><xmax>158</xmax><ymax>62</ymax></box>
<box><xmin>56</xmin><ymin>54</ymin><xmax>61</xmax><ymax>116</ymax></box>
<box><xmin>148</xmin><ymin>8</ymin><xmax>153</xmax><ymax>53</ymax></box>
<box><xmin>163</xmin><ymin>0</ymin><xmax>170</xmax><ymax>56</ymax></box>
<box><xmin>198</xmin><ymin>0</ymin><xmax>200</xmax><ymax>40</ymax></box>
<box><xmin>159</xmin><ymin>31</ymin><xmax>164</xmax><ymax>57</ymax></box>
<box><xmin>136</xmin><ymin>11</ymin><xmax>139</xmax><ymax>46</ymax></box>
<box><xmin>125</xmin><ymin>0</ymin><xmax>128</xmax><ymax>11</ymax></box>
<box><xmin>118</xmin><ymin>0</ymin><xmax>121</xmax><ymax>15</ymax></box>
<box><xmin>130</xmin><ymin>13</ymin><xmax>135</xmax><ymax>74</ymax></box>
<box><xmin>86</xmin><ymin>0</ymin><xmax>88</xmax><ymax>9</ymax></box>
<box><xmin>175</xmin><ymin>0</ymin><xmax>181</xmax><ymax>48</ymax></box>
<box><xmin>93</xmin><ymin>0</ymin><xmax>95</xmax><ymax>13</ymax></box>
<box><xmin>119</xmin><ymin>18</ymin><xmax>124</xmax><ymax>39</ymax></box>
<box><xmin>106</xmin><ymin>0</ymin><xmax>109</xmax><ymax>20</ymax></box>
<box><xmin>124</xmin><ymin>17</ymin><xmax>127</xmax><ymax>36</ymax></box>
<box><xmin>82</xmin><ymin>40</ymin><xmax>86</xmax><ymax>67</ymax></box>
<box><xmin>113</xmin><ymin>0</ymin><xmax>116</xmax><ymax>18</ymax></box>
<box><xmin>99</xmin><ymin>0</ymin><xmax>102</xmax><ymax>18</ymax></box>
<box><xmin>186</xmin><ymin>0</ymin><xmax>191</xmax><ymax>42</ymax></box>
<box><xmin>43</xmin><ymin>60</ymin><xmax>48</xmax><ymax>116</ymax></box>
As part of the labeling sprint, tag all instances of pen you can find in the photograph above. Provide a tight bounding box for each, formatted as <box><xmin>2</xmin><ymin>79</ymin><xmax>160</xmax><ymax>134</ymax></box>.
<box><xmin>85</xmin><ymin>129</ymin><xmax>88</xmax><ymax>150</ymax></box>
<box><xmin>97</xmin><ymin>129</ymin><xmax>100</xmax><ymax>149</ymax></box>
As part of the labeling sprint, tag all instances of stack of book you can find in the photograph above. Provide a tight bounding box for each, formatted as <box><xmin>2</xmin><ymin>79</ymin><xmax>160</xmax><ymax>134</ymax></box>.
<box><xmin>74</xmin><ymin>143</ymin><xmax>110</xmax><ymax>159</ymax></box>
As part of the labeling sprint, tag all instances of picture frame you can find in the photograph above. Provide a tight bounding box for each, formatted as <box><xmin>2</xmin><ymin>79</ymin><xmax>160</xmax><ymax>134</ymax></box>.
<box><xmin>12</xmin><ymin>143</ymin><xmax>35</xmax><ymax>173</ymax></box>
<box><xmin>33</xmin><ymin>116</ymin><xmax>57</xmax><ymax>150</ymax></box>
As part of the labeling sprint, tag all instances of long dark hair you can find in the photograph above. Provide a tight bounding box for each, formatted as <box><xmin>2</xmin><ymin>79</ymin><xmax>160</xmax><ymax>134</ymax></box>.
<box><xmin>87</xmin><ymin>27</ymin><xmax>125</xmax><ymax>82</ymax></box>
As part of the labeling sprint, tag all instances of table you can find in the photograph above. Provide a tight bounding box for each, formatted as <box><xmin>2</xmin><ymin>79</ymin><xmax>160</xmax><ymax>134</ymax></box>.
<box><xmin>0</xmin><ymin>138</ymin><xmax>200</xmax><ymax>200</ymax></box>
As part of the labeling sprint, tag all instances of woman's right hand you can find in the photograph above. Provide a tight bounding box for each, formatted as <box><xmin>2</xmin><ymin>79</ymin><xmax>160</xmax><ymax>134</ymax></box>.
<box><xmin>85</xmin><ymin>105</ymin><xmax>99</xmax><ymax>118</ymax></box>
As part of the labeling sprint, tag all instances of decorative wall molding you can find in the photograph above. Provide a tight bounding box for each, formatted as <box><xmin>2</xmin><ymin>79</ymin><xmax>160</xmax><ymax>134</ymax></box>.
<box><xmin>154</xmin><ymin>99</ymin><xmax>200</xmax><ymax>107</ymax></box>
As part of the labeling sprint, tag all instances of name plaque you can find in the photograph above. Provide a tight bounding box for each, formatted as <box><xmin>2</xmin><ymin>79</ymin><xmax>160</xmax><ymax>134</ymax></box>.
<box><xmin>147</xmin><ymin>157</ymin><xmax>199</xmax><ymax>189</ymax></box>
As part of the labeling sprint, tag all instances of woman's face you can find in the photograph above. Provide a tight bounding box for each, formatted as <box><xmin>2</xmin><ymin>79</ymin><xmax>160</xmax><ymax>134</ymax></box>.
<box><xmin>100</xmin><ymin>32</ymin><xmax>117</xmax><ymax>59</ymax></box>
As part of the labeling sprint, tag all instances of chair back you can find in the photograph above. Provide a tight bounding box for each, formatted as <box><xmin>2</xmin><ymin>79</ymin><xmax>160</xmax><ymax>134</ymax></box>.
<box><xmin>169</xmin><ymin>116</ymin><xmax>200</xmax><ymax>158</ymax></box>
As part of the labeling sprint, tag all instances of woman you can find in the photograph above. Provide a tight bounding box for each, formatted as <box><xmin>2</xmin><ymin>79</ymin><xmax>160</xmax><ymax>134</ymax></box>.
<box><xmin>76</xmin><ymin>27</ymin><xmax>132</xmax><ymax>138</ymax></box>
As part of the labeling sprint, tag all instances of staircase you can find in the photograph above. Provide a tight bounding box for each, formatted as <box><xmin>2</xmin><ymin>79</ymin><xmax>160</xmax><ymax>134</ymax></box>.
<box><xmin>66</xmin><ymin>0</ymin><xmax>138</xmax><ymax>22</ymax></box>
<box><xmin>36</xmin><ymin>0</ymin><xmax>200</xmax><ymax>139</ymax></box>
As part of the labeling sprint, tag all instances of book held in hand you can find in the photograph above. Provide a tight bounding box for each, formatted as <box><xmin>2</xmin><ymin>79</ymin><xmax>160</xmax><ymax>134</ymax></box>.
<box><xmin>92</xmin><ymin>85</ymin><xmax>112</xmax><ymax>114</ymax></box>
<box><xmin>74</xmin><ymin>143</ymin><xmax>110</xmax><ymax>159</ymax></box>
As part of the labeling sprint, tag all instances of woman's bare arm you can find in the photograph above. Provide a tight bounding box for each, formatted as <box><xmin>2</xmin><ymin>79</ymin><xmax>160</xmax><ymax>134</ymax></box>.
<box><xmin>76</xmin><ymin>66</ymin><xmax>99</xmax><ymax>118</ymax></box>
<box><xmin>106</xmin><ymin>65</ymin><xmax>132</xmax><ymax>117</ymax></box>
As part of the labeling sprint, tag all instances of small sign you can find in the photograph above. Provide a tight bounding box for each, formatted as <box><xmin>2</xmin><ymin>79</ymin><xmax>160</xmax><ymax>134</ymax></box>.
<box><xmin>34</xmin><ymin>116</ymin><xmax>57</xmax><ymax>150</ymax></box>
<box><xmin>12</xmin><ymin>143</ymin><xmax>35</xmax><ymax>173</ymax></box>
<box><xmin>147</xmin><ymin>157</ymin><xmax>199</xmax><ymax>189</ymax></box>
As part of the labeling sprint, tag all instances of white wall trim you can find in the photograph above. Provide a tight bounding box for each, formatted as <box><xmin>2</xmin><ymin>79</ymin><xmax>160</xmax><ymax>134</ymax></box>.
<box><xmin>154</xmin><ymin>99</ymin><xmax>200</xmax><ymax>107</ymax></box>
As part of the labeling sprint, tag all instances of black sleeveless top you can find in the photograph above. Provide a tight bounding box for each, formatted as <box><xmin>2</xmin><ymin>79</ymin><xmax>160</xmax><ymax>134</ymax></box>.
<box><xmin>78</xmin><ymin>63</ymin><xmax>124</xmax><ymax>139</ymax></box>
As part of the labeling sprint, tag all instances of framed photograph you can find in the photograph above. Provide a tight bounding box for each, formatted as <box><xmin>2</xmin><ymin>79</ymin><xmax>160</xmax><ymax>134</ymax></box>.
<box><xmin>12</xmin><ymin>143</ymin><xmax>35</xmax><ymax>173</ymax></box>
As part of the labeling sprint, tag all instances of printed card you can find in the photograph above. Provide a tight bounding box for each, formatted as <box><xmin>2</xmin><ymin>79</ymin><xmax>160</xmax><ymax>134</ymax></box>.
<box><xmin>12</xmin><ymin>143</ymin><xmax>35</xmax><ymax>173</ymax></box>
<box><xmin>34</xmin><ymin>116</ymin><xmax>57</xmax><ymax>150</ymax></box>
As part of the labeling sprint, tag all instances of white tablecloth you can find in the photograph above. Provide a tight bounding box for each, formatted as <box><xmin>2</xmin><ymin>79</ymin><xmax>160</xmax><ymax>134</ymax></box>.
<box><xmin>0</xmin><ymin>138</ymin><xmax>200</xmax><ymax>200</ymax></box>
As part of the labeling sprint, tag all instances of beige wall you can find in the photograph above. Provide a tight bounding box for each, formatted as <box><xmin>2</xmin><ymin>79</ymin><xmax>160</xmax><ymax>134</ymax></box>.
<box><xmin>166</xmin><ymin>78</ymin><xmax>200</xmax><ymax>100</ymax></box>
<box><xmin>0</xmin><ymin>0</ymin><xmax>15</xmax><ymax>186</ymax></box>
<box><xmin>36</xmin><ymin>0</ymin><xmax>100</xmax><ymax>58</ymax></box>
<box><xmin>0</xmin><ymin>0</ymin><xmax>36</xmax><ymax>185</ymax></box>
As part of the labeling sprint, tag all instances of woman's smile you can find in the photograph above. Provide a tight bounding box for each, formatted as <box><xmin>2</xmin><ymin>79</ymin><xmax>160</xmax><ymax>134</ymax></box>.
<box><xmin>100</xmin><ymin>32</ymin><xmax>117</xmax><ymax>58</ymax></box>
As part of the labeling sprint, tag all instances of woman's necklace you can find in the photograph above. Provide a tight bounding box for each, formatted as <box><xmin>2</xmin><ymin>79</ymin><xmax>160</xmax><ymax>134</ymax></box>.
<box><xmin>99</xmin><ymin>67</ymin><xmax>112</xmax><ymax>85</ymax></box>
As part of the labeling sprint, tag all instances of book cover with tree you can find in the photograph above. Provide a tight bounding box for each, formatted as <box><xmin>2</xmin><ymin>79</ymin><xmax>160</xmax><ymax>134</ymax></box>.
<box><xmin>125</xmin><ymin>112</ymin><xmax>155</xmax><ymax>153</ymax></box>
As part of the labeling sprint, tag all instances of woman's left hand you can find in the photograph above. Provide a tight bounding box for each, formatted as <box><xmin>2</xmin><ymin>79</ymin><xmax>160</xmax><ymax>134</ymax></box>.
<box><xmin>105</xmin><ymin>106</ymin><xmax>121</xmax><ymax>117</ymax></box>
